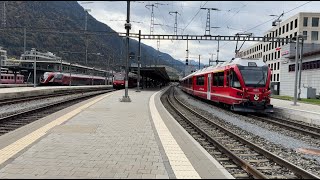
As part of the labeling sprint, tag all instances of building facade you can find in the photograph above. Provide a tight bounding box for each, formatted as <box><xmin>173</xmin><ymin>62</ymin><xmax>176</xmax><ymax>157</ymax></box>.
<box><xmin>238</xmin><ymin>12</ymin><xmax>320</xmax><ymax>96</ymax></box>
<box><xmin>280</xmin><ymin>43</ymin><xmax>320</xmax><ymax>97</ymax></box>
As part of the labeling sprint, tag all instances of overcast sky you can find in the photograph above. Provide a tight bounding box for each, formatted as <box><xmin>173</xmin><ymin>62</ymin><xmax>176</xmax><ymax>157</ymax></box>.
<box><xmin>79</xmin><ymin>1</ymin><xmax>316</xmax><ymax>65</ymax></box>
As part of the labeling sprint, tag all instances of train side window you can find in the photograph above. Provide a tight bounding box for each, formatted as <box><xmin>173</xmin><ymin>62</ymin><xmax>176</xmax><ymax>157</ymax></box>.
<box><xmin>218</xmin><ymin>72</ymin><xmax>224</xmax><ymax>86</ymax></box>
<box><xmin>212</xmin><ymin>73</ymin><xmax>218</xmax><ymax>86</ymax></box>
<box><xmin>226</xmin><ymin>71</ymin><xmax>230</xmax><ymax>87</ymax></box>
<box><xmin>196</xmin><ymin>76</ymin><xmax>204</xmax><ymax>86</ymax></box>
<box><xmin>230</xmin><ymin>70</ymin><xmax>241</xmax><ymax>89</ymax></box>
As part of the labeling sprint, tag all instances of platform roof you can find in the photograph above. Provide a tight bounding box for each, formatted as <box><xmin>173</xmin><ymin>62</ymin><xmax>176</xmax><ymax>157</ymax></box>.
<box><xmin>130</xmin><ymin>67</ymin><xmax>170</xmax><ymax>83</ymax></box>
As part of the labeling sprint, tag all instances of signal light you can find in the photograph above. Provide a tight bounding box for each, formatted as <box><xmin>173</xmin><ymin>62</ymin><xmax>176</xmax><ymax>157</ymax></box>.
<box><xmin>186</xmin><ymin>59</ymin><xmax>188</xmax><ymax>65</ymax></box>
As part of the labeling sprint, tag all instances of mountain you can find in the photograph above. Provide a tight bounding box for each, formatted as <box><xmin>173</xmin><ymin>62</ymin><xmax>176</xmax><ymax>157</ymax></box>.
<box><xmin>0</xmin><ymin>1</ymin><xmax>185</xmax><ymax>74</ymax></box>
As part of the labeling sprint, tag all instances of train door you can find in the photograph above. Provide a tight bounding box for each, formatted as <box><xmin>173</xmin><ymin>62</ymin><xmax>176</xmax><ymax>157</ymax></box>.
<box><xmin>207</xmin><ymin>74</ymin><xmax>211</xmax><ymax>100</ymax></box>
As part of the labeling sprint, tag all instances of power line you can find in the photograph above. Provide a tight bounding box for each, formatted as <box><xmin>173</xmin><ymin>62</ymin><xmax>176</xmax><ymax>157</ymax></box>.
<box><xmin>244</xmin><ymin>1</ymin><xmax>312</xmax><ymax>33</ymax></box>
<box><xmin>220</xmin><ymin>1</ymin><xmax>312</xmax><ymax>49</ymax></box>
<box><xmin>182</xmin><ymin>1</ymin><xmax>208</xmax><ymax>34</ymax></box>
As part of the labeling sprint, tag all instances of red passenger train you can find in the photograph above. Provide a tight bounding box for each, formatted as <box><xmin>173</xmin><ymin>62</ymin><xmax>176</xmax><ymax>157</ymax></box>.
<box><xmin>0</xmin><ymin>73</ymin><xmax>24</xmax><ymax>84</ymax></box>
<box><xmin>113</xmin><ymin>72</ymin><xmax>138</xmax><ymax>89</ymax></box>
<box><xmin>40</xmin><ymin>72</ymin><xmax>105</xmax><ymax>86</ymax></box>
<box><xmin>180</xmin><ymin>58</ymin><xmax>273</xmax><ymax>113</ymax></box>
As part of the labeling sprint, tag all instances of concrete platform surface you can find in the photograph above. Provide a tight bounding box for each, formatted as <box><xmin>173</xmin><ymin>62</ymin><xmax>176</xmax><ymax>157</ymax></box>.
<box><xmin>271</xmin><ymin>98</ymin><xmax>320</xmax><ymax>125</ymax></box>
<box><xmin>0</xmin><ymin>88</ymin><xmax>233</xmax><ymax>179</ymax></box>
<box><xmin>0</xmin><ymin>85</ymin><xmax>112</xmax><ymax>101</ymax></box>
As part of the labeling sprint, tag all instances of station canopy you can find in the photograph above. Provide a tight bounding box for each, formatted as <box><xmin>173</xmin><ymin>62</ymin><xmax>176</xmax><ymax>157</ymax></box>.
<box><xmin>130</xmin><ymin>67</ymin><xmax>170</xmax><ymax>83</ymax></box>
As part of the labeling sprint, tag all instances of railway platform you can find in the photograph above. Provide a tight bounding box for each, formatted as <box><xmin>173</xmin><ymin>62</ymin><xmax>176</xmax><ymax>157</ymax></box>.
<box><xmin>271</xmin><ymin>98</ymin><xmax>320</xmax><ymax>125</ymax></box>
<box><xmin>0</xmin><ymin>87</ymin><xmax>233</xmax><ymax>179</ymax></box>
<box><xmin>0</xmin><ymin>85</ymin><xmax>112</xmax><ymax>101</ymax></box>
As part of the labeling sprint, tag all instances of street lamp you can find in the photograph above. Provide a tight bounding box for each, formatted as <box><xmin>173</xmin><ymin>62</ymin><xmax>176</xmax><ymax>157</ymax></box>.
<box><xmin>291</xmin><ymin>34</ymin><xmax>305</xmax><ymax>105</ymax></box>
<box><xmin>270</xmin><ymin>12</ymin><xmax>284</xmax><ymax>26</ymax></box>
<box><xmin>120</xmin><ymin>1</ymin><xmax>131</xmax><ymax>102</ymax></box>
<box><xmin>31</xmin><ymin>48</ymin><xmax>37</xmax><ymax>88</ymax></box>
<box><xmin>84</xmin><ymin>8</ymin><xmax>91</xmax><ymax>66</ymax></box>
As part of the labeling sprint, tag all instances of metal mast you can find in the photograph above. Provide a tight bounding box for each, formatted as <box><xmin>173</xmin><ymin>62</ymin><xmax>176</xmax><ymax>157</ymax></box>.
<box><xmin>200</xmin><ymin>8</ymin><xmax>219</xmax><ymax>36</ymax></box>
<box><xmin>169</xmin><ymin>11</ymin><xmax>180</xmax><ymax>35</ymax></box>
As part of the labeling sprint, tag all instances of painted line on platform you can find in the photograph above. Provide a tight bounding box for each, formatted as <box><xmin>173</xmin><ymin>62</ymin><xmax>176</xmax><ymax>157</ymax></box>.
<box><xmin>149</xmin><ymin>91</ymin><xmax>201</xmax><ymax>179</ymax></box>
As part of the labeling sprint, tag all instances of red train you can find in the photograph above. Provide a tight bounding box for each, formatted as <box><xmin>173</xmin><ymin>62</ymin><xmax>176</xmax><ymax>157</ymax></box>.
<box><xmin>180</xmin><ymin>58</ymin><xmax>273</xmax><ymax>113</ymax></box>
<box><xmin>113</xmin><ymin>72</ymin><xmax>137</xmax><ymax>89</ymax></box>
<box><xmin>0</xmin><ymin>73</ymin><xmax>24</xmax><ymax>84</ymax></box>
<box><xmin>40</xmin><ymin>72</ymin><xmax>105</xmax><ymax>86</ymax></box>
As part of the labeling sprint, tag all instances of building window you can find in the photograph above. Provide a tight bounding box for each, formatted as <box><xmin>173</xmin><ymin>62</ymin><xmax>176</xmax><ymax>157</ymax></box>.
<box><xmin>286</xmin><ymin>23</ymin><xmax>289</xmax><ymax>32</ymax></box>
<box><xmin>303</xmin><ymin>17</ymin><xmax>308</xmax><ymax>27</ymax></box>
<box><xmin>274</xmin><ymin>52</ymin><xmax>277</xmax><ymax>59</ymax></box>
<box><xmin>311</xmin><ymin>31</ymin><xmax>318</xmax><ymax>41</ymax></box>
<box><xmin>290</xmin><ymin>21</ymin><xmax>293</xmax><ymax>30</ymax></box>
<box><xmin>279</xmin><ymin>27</ymin><xmax>282</xmax><ymax>35</ymax></box>
<box><xmin>277</xmin><ymin>62</ymin><xmax>280</xmax><ymax>70</ymax></box>
<box><xmin>271</xmin><ymin>53</ymin><xmax>273</xmax><ymax>60</ymax></box>
<box><xmin>312</xmin><ymin>17</ymin><xmax>319</xmax><ymax>27</ymax></box>
<box><xmin>275</xmin><ymin>29</ymin><xmax>278</xmax><ymax>37</ymax></box>
<box><xmin>278</xmin><ymin>51</ymin><xmax>280</xmax><ymax>59</ymax></box>
<box><xmin>271</xmin><ymin>63</ymin><xmax>273</xmax><ymax>70</ymax></box>
<box><xmin>295</xmin><ymin>18</ymin><xmax>298</xmax><ymax>28</ymax></box>
<box><xmin>303</xmin><ymin>31</ymin><xmax>308</xmax><ymax>40</ymax></box>
<box><xmin>274</xmin><ymin>74</ymin><xmax>276</xmax><ymax>81</ymax></box>
<box><xmin>277</xmin><ymin>74</ymin><xmax>279</xmax><ymax>81</ymax></box>
<box><xmin>269</xmin><ymin>43</ymin><xmax>271</xmax><ymax>50</ymax></box>
<box><xmin>274</xmin><ymin>63</ymin><xmax>277</xmax><ymax>70</ymax></box>
<box><xmin>270</xmin><ymin>73</ymin><xmax>273</xmax><ymax>81</ymax></box>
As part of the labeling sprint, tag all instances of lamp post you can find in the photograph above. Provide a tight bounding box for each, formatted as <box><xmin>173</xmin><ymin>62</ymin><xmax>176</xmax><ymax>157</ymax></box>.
<box><xmin>292</xmin><ymin>35</ymin><xmax>303</xmax><ymax>105</ymax></box>
<box><xmin>69</xmin><ymin>62</ymin><xmax>72</xmax><ymax>86</ymax></box>
<box><xmin>298</xmin><ymin>35</ymin><xmax>306</xmax><ymax>100</ymax></box>
<box><xmin>32</xmin><ymin>48</ymin><xmax>37</xmax><ymax>88</ymax></box>
<box><xmin>84</xmin><ymin>8</ymin><xmax>91</xmax><ymax>66</ymax></box>
<box><xmin>121</xmin><ymin>1</ymin><xmax>131</xmax><ymax>102</ymax></box>
<box><xmin>136</xmin><ymin>30</ymin><xmax>141</xmax><ymax>92</ymax></box>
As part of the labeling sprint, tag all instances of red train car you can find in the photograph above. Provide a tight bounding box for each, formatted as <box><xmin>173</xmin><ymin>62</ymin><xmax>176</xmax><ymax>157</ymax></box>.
<box><xmin>180</xmin><ymin>58</ymin><xmax>273</xmax><ymax>113</ymax></box>
<box><xmin>40</xmin><ymin>72</ymin><xmax>105</xmax><ymax>86</ymax></box>
<box><xmin>0</xmin><ymin>73</ymin><xmax>24</xmax><ymax>84</ymax></box>
<box><xmin>113</xmin><ymin>72</ymin><xmax>137</xmax><ymax>89</ymax></box>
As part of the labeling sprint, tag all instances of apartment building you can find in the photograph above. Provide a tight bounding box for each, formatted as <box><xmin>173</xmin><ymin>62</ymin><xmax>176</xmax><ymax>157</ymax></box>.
<box><xmin>238</xmin><ymin>12</ymin><xmax>320</xmax><ymax>95</ymax></box>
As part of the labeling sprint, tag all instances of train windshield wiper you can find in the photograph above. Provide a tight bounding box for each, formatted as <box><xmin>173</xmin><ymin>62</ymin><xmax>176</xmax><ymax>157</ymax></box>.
<box><xmin>254</xmin><ymin>73</ymin><xmax>265</xmax><ymax>87</ymax></box>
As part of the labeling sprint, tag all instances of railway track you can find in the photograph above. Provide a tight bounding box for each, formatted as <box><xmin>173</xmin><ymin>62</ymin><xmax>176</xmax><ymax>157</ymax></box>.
<box><xmin>0</xmin><ymin>87</ymin><xmax>111</xmax><ymax>106</ymax></box>
<box><xmin>247</xmin><ymin>115</ymin><xmax>320</xmax><ymax>139</ymax></box>
<box><xmin>163</xmin><ymin>86</ymin><xmax>319</xmax><ymax>179</ymax></box>
<box><xmin>0</xmin><ymin>89</ymin><xmax>115</xmax><ymax>136</ymax></box>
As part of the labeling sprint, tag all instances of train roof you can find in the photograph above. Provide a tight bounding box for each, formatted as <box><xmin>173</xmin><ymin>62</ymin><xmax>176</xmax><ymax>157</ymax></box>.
<box><xmin>180</xmin><ymin>58</ymin><xmax>266</xmax><ymax>81</ymax></box>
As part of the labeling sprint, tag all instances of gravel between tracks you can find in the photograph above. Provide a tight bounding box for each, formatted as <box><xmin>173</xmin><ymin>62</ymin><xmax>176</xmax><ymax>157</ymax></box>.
<box><xmin>173</xmin><ymin>86</ymin><xmax>320</xmax><ymax>176</ymax></box>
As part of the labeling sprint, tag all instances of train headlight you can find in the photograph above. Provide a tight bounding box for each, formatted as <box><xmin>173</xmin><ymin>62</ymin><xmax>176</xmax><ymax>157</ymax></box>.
<box><xmin>236</xmin><ymin>92</ymin><xmax>243</xmax><ymax>96</ymax></box>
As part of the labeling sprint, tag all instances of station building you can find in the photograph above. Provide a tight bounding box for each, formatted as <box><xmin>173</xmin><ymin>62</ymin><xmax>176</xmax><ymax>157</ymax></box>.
<box><xmin>238</xmin><ymin>12</ymin><xmax>320</xmax><ymax>97</ymax></box>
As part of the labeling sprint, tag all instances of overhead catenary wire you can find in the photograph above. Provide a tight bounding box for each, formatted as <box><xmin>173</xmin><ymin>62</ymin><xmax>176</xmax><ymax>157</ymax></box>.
<box><xmin>219</xmin><ymin>1</ymin><xmax>312</xmax><ymax>50</ymax></box>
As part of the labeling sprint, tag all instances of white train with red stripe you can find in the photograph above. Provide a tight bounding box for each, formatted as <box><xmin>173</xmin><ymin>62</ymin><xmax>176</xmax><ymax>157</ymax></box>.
<box><xmin>180</xmin><ymin>58</ymin><xmax>273</xmax><ymax>113</ymax></box>
<box><xmin>40</xmin><ymin>72</ymin><xmax>105</xmax><ymax>86</ymax></box>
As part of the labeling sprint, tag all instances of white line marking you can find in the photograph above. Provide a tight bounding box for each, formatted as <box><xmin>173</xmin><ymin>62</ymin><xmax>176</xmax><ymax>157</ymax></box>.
<box><xmin>150</xmin><ymin>91</ymin><xmax>201</xmax><ymax>179</ymax></box>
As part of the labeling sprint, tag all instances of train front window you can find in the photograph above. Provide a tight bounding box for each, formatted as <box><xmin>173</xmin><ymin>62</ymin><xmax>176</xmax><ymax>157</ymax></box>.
<box><xmin>238</xmin><ymin>65</ymin><xmax>268</xmax><ymax>87</ymax></box>
<box><xmin>114</xmin><ymin>76</ymin><xmax>124</xmax><ymax>81</ymax></box>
